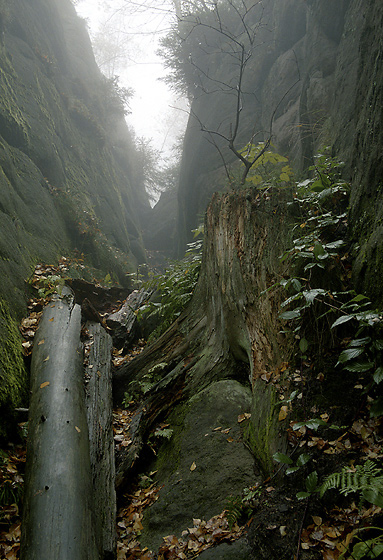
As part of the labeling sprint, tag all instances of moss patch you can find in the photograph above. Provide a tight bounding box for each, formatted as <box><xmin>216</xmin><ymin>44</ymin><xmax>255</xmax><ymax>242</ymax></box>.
<box><xmin>0</xmin><ymin>299</ymin><xmax>27</xmax><ymax>441</ymax></box>
<box><xmin>244</xmin><ymin>379</ymin><xmax>286</xmax><ymax>475</ymax></box>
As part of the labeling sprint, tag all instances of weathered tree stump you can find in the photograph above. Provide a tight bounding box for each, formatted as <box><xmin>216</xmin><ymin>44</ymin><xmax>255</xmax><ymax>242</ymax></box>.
<box><xmin>112</xmin><ymin>190</ymin><xmax>291</xmax><ymax>488</ymax></box>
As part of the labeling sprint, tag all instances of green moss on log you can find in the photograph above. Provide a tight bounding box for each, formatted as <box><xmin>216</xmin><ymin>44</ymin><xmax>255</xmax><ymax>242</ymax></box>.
<box><xmin>0</xmin><ymin>299</ymin><xmax>27</xmax><ymax>440</ymax></box>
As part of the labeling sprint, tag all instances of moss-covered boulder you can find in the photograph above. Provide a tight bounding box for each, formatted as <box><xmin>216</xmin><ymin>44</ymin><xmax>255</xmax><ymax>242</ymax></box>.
<box><xmin>140</xmin><ymin>380</ymin><xmax>255</xmax><ymax>552</ymax></box>
<box><xmin>197</xmin><ymin>538</ymin><xmax>255</xmax><ymax>560</ymax></box>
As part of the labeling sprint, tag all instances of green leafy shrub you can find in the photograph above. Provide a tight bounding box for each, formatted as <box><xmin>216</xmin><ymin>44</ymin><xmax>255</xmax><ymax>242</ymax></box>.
<box><xmin>274</xmin><ymin>151</ymin><xmax>383</xmax><ymax>414</ymax></box>
<box><xmin>240</xmin><ymin>142</ymin><xmax>294</xmax><ymax>187</ymax></box>
<box><xmin>139</xmin><ymin>236</ymin><xmax>203</xmax><ymax>341</ymax></box>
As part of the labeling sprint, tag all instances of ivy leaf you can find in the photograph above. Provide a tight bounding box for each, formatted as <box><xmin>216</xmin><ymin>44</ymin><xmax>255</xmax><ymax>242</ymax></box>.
<box><xmin>286</xmin><ymin>466</ymin><xmax>300</xmax><ymax>475</ymax></box>
<box><xmin>291</xmin><ymin>278</ymin><xmax>302</xmax><ymax>292</ymax></box>
<box><xmin>337</xmin><ymin>347</ymin><xmax>365</xmax><ymax>363</ymax></box>
<box><xmin>310</xmin><ymin>179</ymin><xmax>326</xmax><ymax>192</ymax></box>
<box><xmin>303</xmin><ymin>288</ymin><xmax>326</xmax><ymax>304</ymax></box>
<box><xmin>272</xmin><ymin>452</ymin><xmax>293</xmax><ymax>465</ymax></box>
<box><xmin>373</xmin><ymin>367</ymin><xmax>383</xmax><ymax>384</ymax></box>
<box><xmin>280</xmin><ymin>293</ymin><xmax>303</xmax><ymax>308</ymax></box>
<box><xmin>313</xmin><ymin>242</ymin><xmax>329</xmax><ymax>260</ymax></box>
<box><xmin>344</xmin><ymin>361</ymin><xmax>374</xmax><ymax>373</ymax></box>
<box><xmin>296</xmin><ymin>491</ymin><xmax>311</xmax><ymax>500</ymax></box>
<box><xmin>324</xmin><ymin>240</ymin><xmax>345</xmax><ymax>250</ymax></box>
<box><xmin>296</xmin><ymin>453</ymin><xmax>311</xmax><ymax>467</ymax></box>
<box><xmin>297</xmin><ymin>179</ymin><xmax>311</xmax><ymax>188</ymax></box>
<box><xmin>293</xmin><ymin>419</ymin><xmax>327</xmax><ymax>431</ymax></box>
<box><xmin>349</xmin><ymin>337</ymin><xmax>371</xmax><ymax>347</ymax></box>
<box><xmin>299</xmin><ymin>338</ymin><xmax>309</xmax><ymax>353</ymax></box>
<box><xmin>331</xmin><ymin>315</ymin><xmax>354</xmax><ymax>329</ymax></box>
<box><xmin>305</xmin><ymin>471</ymin><xmax>318</xmax><ymax>493</ymax></box>
<box><xmin>362</xmin><ymin>488</ymin><xmax>383</xmax><ymax>508</ymax></box>
<box><xmin>350</xmin><ymin>294</ymin><xmax>370</xmax><ymax>303</ymax></box>
<box><xmin>370</xmin><ymin>396</ymin><xmax>383</xmax><ymax>418</ymax></box>
<box><xmin>279</xmin><ymin>309</ymin><xmax>301</xmax><ymax>321</ymax></box>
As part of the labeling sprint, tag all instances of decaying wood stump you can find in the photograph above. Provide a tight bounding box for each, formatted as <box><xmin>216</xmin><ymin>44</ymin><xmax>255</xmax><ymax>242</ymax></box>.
<box><xmin>112</xmin><ymin>190</ymin><xmax>291</xmax><ymax>487</ymax></box>
<box><xmin>21</xmin><ymin>290</ymin><xmax>116</xmax><ymax>560</ymax></box>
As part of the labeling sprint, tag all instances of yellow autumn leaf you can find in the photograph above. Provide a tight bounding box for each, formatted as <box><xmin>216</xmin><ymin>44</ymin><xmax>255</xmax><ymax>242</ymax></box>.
<box><xmin>279</xmin><ymin>405</ymin><xmax>288</xmax><ymax>421</ymax></box>
<box><xmin>237</xmin><ymin>413</ymin><xmax>251</xmax><ymax>423</ymax></box>
<box><xmin>40</xmin><ymin>381</ymin><xmax>50</xmax><ymax>389</ymax></box>
<box><xmin>190</xmin><ymin>461</ymin><xmax>197</xmax><ymax>471</ymax></box>
<box><xmin>75</xmin><ymin>426</ymin><xmax>81</xmax><ymax>433</ymax></box>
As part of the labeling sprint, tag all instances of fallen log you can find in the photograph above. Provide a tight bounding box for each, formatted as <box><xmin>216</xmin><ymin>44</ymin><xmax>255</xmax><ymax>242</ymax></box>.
<box><xmin>20</xmin><ymin>290</ymin><xmax>110</xmax><ymax>560</ymax></box>
<box><xmin>84</xmin><ymin>322</ymin><xmax>116</xmax><ymax>559</ymax></box>
<box><xmin>106</xmin><ymin>288</ymin><xmax>152</xmax><ymax>350</ymax></box>
<box><xmin>66</xmin><ymin>278</ymin><xmax>130</xmax><ymax>313</ymax></box>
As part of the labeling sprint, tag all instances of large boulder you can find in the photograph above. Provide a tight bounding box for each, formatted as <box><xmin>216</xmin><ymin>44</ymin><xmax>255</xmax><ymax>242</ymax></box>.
<box><xmin>141</xmin><ymin>380</ymin><xmax>256</xmax><ymax>552</ymax></box>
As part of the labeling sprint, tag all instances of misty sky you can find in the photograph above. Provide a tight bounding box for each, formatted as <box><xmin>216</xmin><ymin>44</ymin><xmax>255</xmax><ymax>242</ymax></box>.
<box><xmin>74</xmin><ymin>0</ymin><xmax>188</xmax><ymax>160</ymax></box>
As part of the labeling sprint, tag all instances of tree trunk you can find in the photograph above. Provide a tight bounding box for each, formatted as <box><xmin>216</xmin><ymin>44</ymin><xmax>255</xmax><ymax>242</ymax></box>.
<box><xmin>21</xmin><ymin>290</ymin><xmax>115</xmax><ymax>560</ymax></box>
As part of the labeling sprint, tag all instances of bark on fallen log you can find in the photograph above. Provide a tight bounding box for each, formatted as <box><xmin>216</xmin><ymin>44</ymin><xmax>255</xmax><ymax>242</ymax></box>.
<box><xmin>84</xmin><ymin>322</ymin><xmax>116</xmax><ymax>559</ymax></box>
<box><xmin>66</xmin><ymin>278</ymin><xmax>130</xmax><ymax>313</ymax></box>
<box><xmin>20</xmin><ymin>291</ymin><xmax>109</xmax><ymax>560</ymax></box>
<box><xmin>106</xmin><ymin>289</ymin><xmax>152</xmax><ymax>350</ymax></box>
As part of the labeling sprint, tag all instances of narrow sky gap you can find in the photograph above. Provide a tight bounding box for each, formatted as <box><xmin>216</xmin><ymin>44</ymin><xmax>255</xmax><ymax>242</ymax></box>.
<box><xmin>75</xmin><ymin>0</ymin><xmax>188</xmax><ymax>165</ymax></box>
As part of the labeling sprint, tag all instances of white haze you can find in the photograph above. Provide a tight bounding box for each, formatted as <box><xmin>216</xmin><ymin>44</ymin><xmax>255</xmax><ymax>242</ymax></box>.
<box><xmin>74</xmin><ymin>0</ymin><xmax>188</xmax><ymax>163</ymax></box>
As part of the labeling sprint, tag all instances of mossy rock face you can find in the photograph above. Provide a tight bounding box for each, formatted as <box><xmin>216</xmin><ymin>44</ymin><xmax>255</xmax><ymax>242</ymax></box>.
<box><xmin>0</xmin><ymin>0</ymin><xmax>151</xmax><ymax>438</ymax></box>
<box><xmin>0</xmin><ymin>299</ymin><xmax>27</xmax><ymax>441</ymax></box>
<box><xmin>0</xmin><ymin>0</ymin><xmax>149</xmax><ymax>302</ymax></box>
<box><xmin>140</xmin><ymin>380</ymin><xmax>256</xmax><ymax>553</ymax></box>
<box><xmin>0</xmin><ymin>138</ymin><xmax>69</xmax><ymax>315</ymax></box>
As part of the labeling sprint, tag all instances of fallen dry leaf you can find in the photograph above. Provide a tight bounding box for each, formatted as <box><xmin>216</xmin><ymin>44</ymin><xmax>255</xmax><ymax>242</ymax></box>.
<box><xmin>279</xmin><ymin>405</ymin><xmax>288</xmax><ymax>421</ymax></box>
<box><xmin>190</xmin><ymin>461</ymin><xmax>197</xmax><ymax>471</ymax></box>
<box><xmin>237</xmin><ymin>413</ymin><xmax>251</xmax><ymax>423</ymax></box>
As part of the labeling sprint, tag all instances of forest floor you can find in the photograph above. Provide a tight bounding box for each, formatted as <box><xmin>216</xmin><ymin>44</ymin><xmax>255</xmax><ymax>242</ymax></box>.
<box><xmin>1</xmin><ymin>262</ymin><xmax>382</xmax><ymax>560</ymax></box>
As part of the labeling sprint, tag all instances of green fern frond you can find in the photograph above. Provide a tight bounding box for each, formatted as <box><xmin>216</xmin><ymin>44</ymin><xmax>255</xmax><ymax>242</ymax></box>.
<box><xmin>320</xmin><ymin>461</ymin><xmax>383</xmax><ymax>507</ymax></box>
<box><xmin>225</xmin><ymin>495</ymin><xmax>243</xmax><ymax>529</ymax></box>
